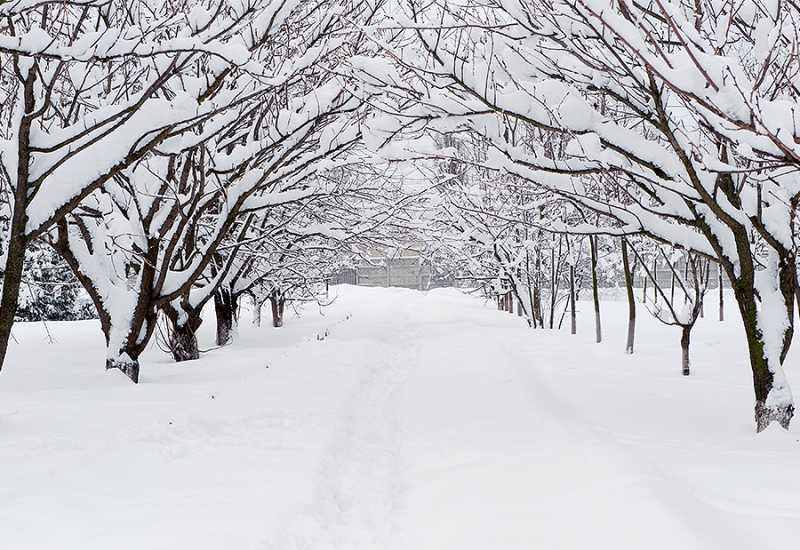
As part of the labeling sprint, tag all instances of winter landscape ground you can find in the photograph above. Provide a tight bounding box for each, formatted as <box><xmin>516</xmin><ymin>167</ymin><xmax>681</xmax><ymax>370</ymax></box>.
<box><xmin>2</xmin><ymin>285</ymin><xmax>798</xmax><ymax>550</ymax></box>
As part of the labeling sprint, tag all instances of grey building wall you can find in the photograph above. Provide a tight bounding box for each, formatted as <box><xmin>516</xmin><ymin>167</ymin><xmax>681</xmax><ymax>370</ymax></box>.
<box><xmin>332</xmin><ymin>257</ymin><xmax>433</xmax><ymax>289</ymax></box>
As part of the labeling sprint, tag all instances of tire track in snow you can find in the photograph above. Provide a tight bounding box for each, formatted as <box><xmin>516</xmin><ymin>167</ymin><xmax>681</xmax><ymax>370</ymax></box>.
<box><xmin>272</xmin><ymin>297</ymin><xmax>420</xmax><ymax>550</ymax></box>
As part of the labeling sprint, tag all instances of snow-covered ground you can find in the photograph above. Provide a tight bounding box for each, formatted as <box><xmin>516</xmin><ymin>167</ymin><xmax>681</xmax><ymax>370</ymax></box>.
<box><xmin>1</xmin><ymin>285</ymin><xmax>799</xmax><ymax>549</ymax></box>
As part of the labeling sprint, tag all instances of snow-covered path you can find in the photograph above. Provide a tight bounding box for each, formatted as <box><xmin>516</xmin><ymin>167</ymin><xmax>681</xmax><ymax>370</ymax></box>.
<box><xmin>2</xmin><ymin>286</ymin><xmax>800</xmax><ymax>549</ymax></box>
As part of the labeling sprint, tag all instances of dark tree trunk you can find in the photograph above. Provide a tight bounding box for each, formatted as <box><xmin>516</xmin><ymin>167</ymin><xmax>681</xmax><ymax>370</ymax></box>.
<box><xmin>53</xmin><ymin>221</ymin><xmax>154</xmax><ymax>383</ymax></box>
<box><xmin>164</xmin><ymin>305</ymin><xmax>203</xmax><ymax>362</ymax></box>
<box><xmin>670</xmin><ymin>271</ymin><xmax>676</xmax><ymax>302</ymax></box>
<box><xmin>652</xmin><ymin>257</ymin><xmax>658</xmax><ymax>303</ymax></box>
<box><xmin>270</xmin><ymin>293</ymin><xmax>285</xmax><ymax>328</ymax></box>
<box><xmin>683</xmin><ymin>260</ymin><xmax>690</xmax><ymax>304</ymax></box>
<box><xmin>681</xmin><ymin>325</ymin><xmax>691</xmax><ymax>376</ymax></box>
<box><xmin>253</xmin><ymin>298</ymin><xmax>263</xmax><ymax>327</ymax></box>
<box><xmin>795</xmin><ymin>276</ymin><xmax>800</xmax><ymax>326</ymax></box>
<box><xmin>102</xmin><ymin>308</ymin><xmax>157</xmax><ymax>383</ymax></box>
<box><xmin>736</xmin><ymin>288</ymin><xmax>794</xmax><ymax>431</ymax></box>
<box><xmin>534</xmin><ymin>253</ymin><xmax>544</xmax><ymax>328</ymax></box>
<box><xmin>728</xmin><ymin>247</ymin><xmax>795</xmax><ymax>431</ymax></box>
<box><xmin>718</xmin><ymin>263</ymin><xmax>724</xmax><ymax>322</ymax></box>
<box><xmin>526</xmin><ymin>249</ymin><xmax>537</xmax><ymax>328</ymax></box>
<box><xmin>621</xmin><ymin>238</ymin><xmax>636</xmax><ymax>354</ymax></box>
<box><xmin>171</xmin><ymin>321</ymin><xmax>200</xmax><ymax>361</ymax></box>
<box><xmin>0</xmin><ymin>68</ymin><xmax>36</xmax><ymax>372</ymax></box>
<box><xmin>549</xmin><ymin>242</ymin><xmax>558</xmax><ymax>328</ymax></box>
<box><xmin>0</xmin><ymin>217</ymin><xmax>27</xmax><ymax>371</ymax></box>
<box><xmin>214</xmin><ymin>289</ymin><xmax>238</xmax><ymax>346</ymax></box>
<box><xmin>106</xmin><ymin>355</ymin><xmax>140</xmax><ymax>384</ymax></box>
<box><xmin>533</xmin><ymin>249</ymin><xmax>543</xmax><ymax>328</ymax></box>
<box><xmin>589</xmin><ymin>236</ymin><xmax>601</xmax><ymax>343</ymax></box>
<box><xmin>642</xmin><ymin>269</ymin><xmax>648</xmax><ymax>303</ymax></box>
<box><xmin>569</xmin><ymin>264</ymin><xmax>576</xmax><ymax>335</ymax></box>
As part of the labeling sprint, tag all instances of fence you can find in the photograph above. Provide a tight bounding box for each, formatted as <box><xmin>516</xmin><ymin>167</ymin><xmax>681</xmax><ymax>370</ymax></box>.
<box><xmin>331</xmin><ymin>257</ymin><xmax>443</xmax><ymax>289</ymax></box>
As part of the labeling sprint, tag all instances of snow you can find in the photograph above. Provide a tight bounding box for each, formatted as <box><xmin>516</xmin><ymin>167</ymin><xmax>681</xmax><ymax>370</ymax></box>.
<box><xmin>2</xmin><ymin>285</ymin><xmax>799</xmax><ymax>549</ymax></box>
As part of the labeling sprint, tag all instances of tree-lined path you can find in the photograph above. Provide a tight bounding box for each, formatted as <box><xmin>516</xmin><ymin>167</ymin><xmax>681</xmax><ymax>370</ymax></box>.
<box><xmin>3</xmin><ymin>286</ymin><xmax>798</xmax><ymax>549</ymax></box>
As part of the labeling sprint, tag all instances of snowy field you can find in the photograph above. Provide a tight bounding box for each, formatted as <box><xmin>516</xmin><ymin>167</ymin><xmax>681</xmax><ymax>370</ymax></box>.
<box><xmin>2</xmin><ymin>285</ymin><xmax>799</xmax><ymax>550</ymax></box>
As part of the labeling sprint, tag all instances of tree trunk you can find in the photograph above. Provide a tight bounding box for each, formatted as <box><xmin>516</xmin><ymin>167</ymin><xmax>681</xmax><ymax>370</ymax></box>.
<box><xmin>549</xmin><ymin>243</ymin><xmax>557</xmax><ymax>328</ymax></box>
<box><xmin>251</xmin><ymin>294</ymin><xmax>263</xmax><ymax>327</ymax></box>
<box><xmin>0</xmin><ymin>221</ymin><xmax>27</xmax><ymax>371</ymax></box>
<box><xmin>534</xmin><ymin>249</ymin><xmax>543</xmax><ymax>328</ymax></box>
<box><xmin>171</xmin><ymin>320</ymin><xmax>200</xmax><ymax>361</ymax></box>
<box><xmin>642</xmin><ymin>269</ymin><xmax>648</xmax><ymax>303</ymax></box>
<box><xmin>569</xmin><ymin>264</ymin><xmax>576</xmax><ymax>335</ymax></box>
<box><xmin>0</xmin><ymin>68</ymin><xmax>36</xmax><ymax>373</ymax></box>
<box><xmin>621</xmin><ymin>238</ymin><xmax>636</xmax><ymax>354</ymax></box>
<box><xmin>253</xmin><ymin>300</ymin><xmax>262</xmax><ymax>327</ymax></box>
<box><xmin>214</xmin><ymin>289</ymin><xmax>237</xmax><ymax>346</ymax></box>
<box><xmin>795</xmin><ymin>277</ymin><xmax>800</xmax><ymax>326</ymax></box>
<box><xmin>164</xmin><ymin>305</ymin><xmax>203</xmax><ymax>362</ymax></box>
<box><xmin>590</xmin><ymin>236</ymin><xmax>602</xmax><ymax>343</ymax></box>
<box><xmin>652</xmin><ymin>257</ymin><xmax>658</xmax><ymax>304</ymax></box>
<box><xmin>681</xmin><ymin>325</ymin><xmax>691</xmax><ymax>376</ymax></box>
<box><xmin>735</xmin><ymin>284</ymin><xmax>794</xmax><ymax>431</ymax></box>
<box><xmin>270</xmin><ymin>294</ymin><xmax>284</xmax><ymax>328</ymax></box>
<box><xmin>718</xmin><ymin>264</ymin><xmax>724</xmax><ymax>322</ymax></box>
<box><xmin>670</xmin><ymin>271</ymin><xmax>676</xmax><ymax>302</ymax></box>
<box><xmin>101</xmin><ymin>308</ymin><xmax>157</xmax><ymax>383</ymax></box>
<box><xmin>526</xmin><ymin>249</ymin><xmax>537</xmax><ymax>328</ymax></box>
<box><xmin>106</xmin><ymin>355</ymin><xmax>140</xmax><ymax>384</ymax></box>
<box><xmin>683</xmin><ymin>260</ymin><xmax>690</xmax><ymax>304</ymax></box>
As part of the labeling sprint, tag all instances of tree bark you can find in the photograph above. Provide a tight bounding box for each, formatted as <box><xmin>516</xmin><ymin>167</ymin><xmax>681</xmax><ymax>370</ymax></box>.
<box><xmin>0</xmin><ymin>67</ymin><xmax>36</xmax><ymax>372</ymax></box>
<box><xmin>106</xmin><ymin>355</ymin><xmax>140</xmax><ymax>384</ymax></box>
<box><xmin>0</xmin><ymin>211</ymin><xmax>28</xmax><ymax>371</ymax></box>
<box><xmin>163</xmin><ymin>305</ymin><xmax>202</xmax><ymax>362</ymax></box>
<box><xmin>733</xmin><ymin>274</ymin><xmax>794</xmax><ymax>431</ymax></box>
<box><xmin>171</xmin><ymin>320</ymin><xmax>201</xmax><ymax>362</ymax></box>
<box><xmin>214</xmin><ymin>289</ymin><xmax>238</xmax><ymax>346</ymax></box>
<box><xmin>253</xmin><ymin>298</ymin><xmax>263</xmax><ymax>327</ymax></box>
<box><xmin>642</xmin><ymin>268</ymin><xmax>648</xmax><ymax>303</ymax></box>
<box><xmin>652</xmin><ymin>256</ymin><xmax>658</xmax><ymax>303</ymax></box>
<box><xmin>534</xmin><ymin>248</ymin><xmax>543</xmax><ymax>328</ymax></box>
<box><xmin>621</xmin><ymin>238</ymin><xmax>636</xmax><ymax>354</ymax></box>
<box><xmin>681</xmin><ymin>325</ymin><xmax>691</xmax><ymax>376</ymax></box>
<box><xmin>549</xmin><ymin>240</ymin><xmax>558</xmax><ymax>328</ymax></box>
<box><xmin>718</xmin><ymin>263</ymin><xmax>724</xmax><ymax>322</ymax></box>
<box><xmin>270</xmin><ymin>292</ymin><xmax>285</xmax><ymax>328</ymax></box>
<box><xmin>569</xmin><ymin>264</ymin><xmax>576</xmax><ymax>335</ymax></box>
<box><xmin>590</xmin><ymin>236</ymin><xmax>601</xmax><ymax>343</ymax></box>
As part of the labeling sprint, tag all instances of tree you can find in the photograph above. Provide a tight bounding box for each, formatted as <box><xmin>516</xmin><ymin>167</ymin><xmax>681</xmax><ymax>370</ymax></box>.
<box><xmin>370</xmin><ymin>0</ymin><xmax>800</xmax><ymax>431</ymax></box>
<box><xmin>42</xmin><ymin>0</ymin><xmax>381</xmax><ymax>381</ymax></box>
<box><xmin>0</xmin><ymin>0</ymin><xmax>264</xmax><ymax>373</ymax></box>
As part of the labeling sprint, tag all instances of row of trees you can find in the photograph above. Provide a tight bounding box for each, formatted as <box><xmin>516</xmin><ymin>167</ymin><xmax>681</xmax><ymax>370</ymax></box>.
<box><xmin>0</xmin><ymin>0</ymin><xmax>417</xmax><ymax>381</ymax></box>
<box><xmin>3</xmin><ymin>0</ymin><xmax>799</xmax><ymax>432</ymax></box>
<box><xmin>423</xmin><ymin>146</ymin><xmax>721</xmax><ymax>374</ymax></box>
<box><xmin>359</xmin><ymin>0</ymin><xmax>800</xmax><ymax>431</ymax></box>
